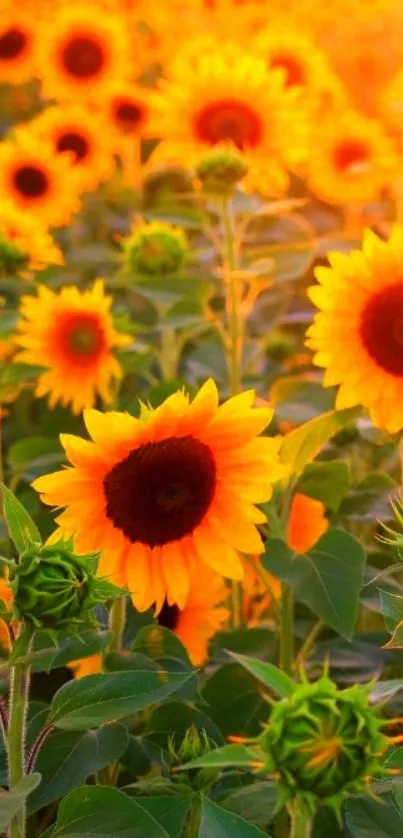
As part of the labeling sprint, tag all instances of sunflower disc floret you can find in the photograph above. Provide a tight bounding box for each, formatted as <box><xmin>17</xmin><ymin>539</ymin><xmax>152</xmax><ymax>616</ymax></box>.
<box><xmin>9</xmin><ymin>542</ymin><xmax>121</xmax><ymax>630</ymax></box>
<box><xmin>123</xmin><ymin>220</ymin><xmax>189</xmax><ymax>277</ymax></box>
<box><xmin>258</xmin><ymin>675</ymin><xmax>389</xmax><ymax>817</ymax></box>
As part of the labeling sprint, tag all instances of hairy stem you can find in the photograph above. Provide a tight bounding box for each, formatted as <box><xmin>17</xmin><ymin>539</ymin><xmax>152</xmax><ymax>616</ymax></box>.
<box><xmin>7</xmin><ymin>624</ymin><xmax>34</xmax><ymax>838</ymax></box>
<box><xmin>26</xmin><ymin>724</ymin><xmax>54</xmax><ymax>774</ymax></box>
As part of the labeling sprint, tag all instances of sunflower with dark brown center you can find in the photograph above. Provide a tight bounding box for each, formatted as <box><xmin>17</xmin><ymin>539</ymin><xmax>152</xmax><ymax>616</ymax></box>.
<box><xmin>33</xmin><ymin>381</ymin><xmax>284</xmax><ymax>612</ymax></box>
<box><xmin>0</xmin><ymin>6</ymin><xmax>36</xmax><ymax>83</ymax></box>
<box><xmin>306</xmin><ymin>224</ymin><xmax>403</xmax><ymax>433</ymax></box>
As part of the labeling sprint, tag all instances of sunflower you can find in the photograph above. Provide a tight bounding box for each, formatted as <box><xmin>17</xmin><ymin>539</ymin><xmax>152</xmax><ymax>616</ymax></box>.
<box><xmin>28</xmin><ymin>106</ymin><xmax>115</xmax><ymax>192</ymax></box>
<box><xmin>306</xmin><ymin>225</ymin><xmax>403</xmax><ymax>434</ymax></box>
<box><xmin>101</xmin><ymin>82</ymin><xmax>152</xmax><ymax>143</ymax></box>
<box><xmin>33</xmin><ymin>380</ymin><xmax>284</xmax><ymax>612</ymax></box>
<box><xmin>0</xmin><ymin>4</ymin><xmax>36</xmax><ymax>84</ymax></box>
<box><xmin>150</xmin><ymin>42</ymin><xmax>307</xmax><ymax>197</ymax></box>
<box><xmin>0</xmin><ymin>132</ymin><xmax>81</xmax><ymax>228</ymax></box>
<box><xmin>307</xmin><ymin>110</ymin><xmax>398</xmax><ymax>205</ymax></box>
<box><xmin>287</xmin><ymin>493</ymin><xmax>328</xmax><ymax>554</ymax></box>
<box><xmin>0</xmin><ymin>200</ymin><xmax>63</xmax><ymax>274</ymax></box>
<box><xmin>15</xmin><ymin>280</ymin><xmax>132</xmax><ymax>414</ymax></box>
<box><xmin>37</xmin><ymin>5</ymin><xmax>131</xmax><ymax>102</ymax></box>
<box><xmin>252</xmin><ymin>27</ymin><xmax>336</xmax><ymax>97</ymax></box>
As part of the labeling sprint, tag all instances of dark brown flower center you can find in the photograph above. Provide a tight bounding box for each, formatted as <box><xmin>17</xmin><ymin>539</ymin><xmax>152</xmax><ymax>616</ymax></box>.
<box><xmin>114</xmin><ymin>99</ymin><xmax>145</xmax><ymax>132</ymax></box>
<box><xmin>61</xmin><ymin>35</ymin><xmax>106</xmax><ymax>80</ymax></box>
<box><xmin>103</xmin><ymin>435</ymin><xmax>217</xmax><ymax>547</ymax></box>
<box><xmin>157</xmin><ymin>601</ymin><xmax>180</xmax><ymax>631</ymax></box>
<box><xmin>360</xmin><ymin>282</ymin><xmax>403</xmax><ymax>376</ymax></box>
<box><xmin>56</xmin><ymin>131</ymin><xmax>90</xmax><ymax>162</ymax></box>
<box><xmin>270</xmin><ymin>53</ymin><xmax>306</xmax><ymax>86</ymax></box>
<box><xmin>13</xmin><ymin>165</ymin><xmax>49</xmax><ymax>199</ymax></box>
<box><xmin>0</xmin><ymin>27</ymin><xmax>27</xmax><ymax>60</ymax></box>
<box><xmin>333</xmin><ymin>139</ymin><xmax>369</xmax><ymax>172</ymax></box>
<box><xmin>195</xmin><ymin>99</ymin><xmax>263</xmax><ymax>150</ymax></box>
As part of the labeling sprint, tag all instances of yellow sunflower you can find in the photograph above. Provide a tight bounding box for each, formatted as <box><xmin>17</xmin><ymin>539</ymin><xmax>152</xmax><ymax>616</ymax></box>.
<box><xmin>0</xmin><ymin>132</ymin><xmax>81</xmax><ymax>228</ymax></box>
<box><xmin>15</xmin><ymin>280</ymin><xmax>132</xmax><ymax>414</ymax></box>
<box><xmin>306</xmin><ymin>225</ymin><xmax>403</xmax><ymax>434</ymax></box>
<box><xmin>150</xmin><ymin>42</ymin><xmax>307</xmax><ymax>197</ymax></box>
<box><xmin>0</xmin><ymin>4</ymin><xmax>36</xmax><ymax>84</ymax></box>
<box><xmin>252</xmin><ymin>28</ymin><xmax>336</xmax><ymax>97</ymax></box>
<box><xmin>101</xmin><ymin>82</ymin><xmax>152</xmax><ymax>143</ymax></box>
<box><xmin>0</xmin><ymin>200</ymin><xmax>63</xmax><ymax>273</ymax></box>
<box><xmin>37</xmin><ymin>5</ymin><xmax>132</xmax><ymax>102</ymax></box>
<box><xmin>33</xmin><ymin>380</ymin><xmax>284</xmax><ymax>612</ymax></box>
<box><xmin>307</xmin><ymin>110</ymin><xmax>398</xmax><ymax>205</ymax></box>
<box><xmin>27</xmin><ymin>106</ymin><xmax>115</xmax><ymax>192</ymax></box>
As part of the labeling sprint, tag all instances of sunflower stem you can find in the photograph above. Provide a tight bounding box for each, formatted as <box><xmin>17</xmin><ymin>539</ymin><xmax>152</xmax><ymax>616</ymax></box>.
<box><xmin>280</xmin><ymin>584</ymin><xmax>294</xmax><ymax>676</ymax></box>
<box><xmin>7</xmin><ymin>623</ymin><xmax>35</xmax><ymax>838</ymax></box>
<box><xmin>108</xmin><ymin>595</ymin><xmax>126</xmax><ymax>653</ymax></box>
<box><xmin>289</xmin><ymin>806</ymin><xmax>313</xmax><ymax>838</ymax></box>
<box><xmin>296</xmin><ymin>620</ymin><xmax>325</xmax><ymax>668</ymax></box>
<box><xmin>159</xmin><ymin>327</ymin><xmax>180</xmax><ymax>381</ymax></box>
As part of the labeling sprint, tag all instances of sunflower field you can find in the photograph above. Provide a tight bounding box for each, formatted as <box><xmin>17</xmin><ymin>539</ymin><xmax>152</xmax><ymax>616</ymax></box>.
<box><xmin>3</xmin><ymin>1</ymin><xmax>403</xmax><ymax>837</ymax></box>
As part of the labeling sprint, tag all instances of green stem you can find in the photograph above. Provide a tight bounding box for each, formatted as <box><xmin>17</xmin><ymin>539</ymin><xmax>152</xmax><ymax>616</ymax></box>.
<box><xmin>108</xmin><ymin>596</ymin><xmax>126</xmax><ymax>653</ymax></box>
<box><xmin>296</xmin><ymin>620</ymin><xmax>325</xmax><ymax>668</ymax></box>
<box><xmin>289</xmin><ymin>807</ymin><xmax>313</xmax><ymax>838</ymax></box>
<box><xmin>159</xmin><ymin>327</ymin><xmax>180</xmax><ymax>381</ymax></box>
<box><xmin>7</xmin><ymin>624</ymin><xmax>35</xmax><ymax>838</ymax></box>
<box><xmin>280</xmin><ymin>584</ymin><xmax>294</xmax><ymax>676</ymax></box>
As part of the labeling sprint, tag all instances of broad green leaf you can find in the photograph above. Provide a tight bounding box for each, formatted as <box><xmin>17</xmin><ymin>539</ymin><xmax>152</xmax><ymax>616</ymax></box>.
<box><xmin>384</xmin><ymin>748</ymin><xmax>403</xmax><ymax>812</ymax></box>
<box><xmin>226</xmin><ymin>652</ymin><xmax>295</xmax><ymax>697</ymax></box>
<box><xmin>132</xmin><ymin>625</ymin><xmax>198</xmax><ymax>700</ymax></box>
<box><xmin>270</xmin><ymin>378</ymin><xmax>334</xmax><ymax>424</ymax></box>
<box><xmin>296</xmin><ymin>461</ymin><xmax>350</xmax><ymax>511</ymax></box>
<box><xmin>280</xmin><ymin>407</ymin><xmax>361</xmax><ymax>476</ymax></box>
<box><xmin>7</xmin><ymin>436</ymin><xmax>63</xmax><ymax>479</ymax></box>
<box><xmin>263</xmin><ymin>530</ymin><xmax>366</xmax><ymax>638</ymax></box>
<box><xmin>202</xmin><ymin>663</ymin><xmax>269</xmax><ymax>737</ymax></box>
<box><xmin>384</xmin><ymin>621</ymin><xmax>403</xmax><ymax>649</ymax></box>
<box><xmin>339</xmin><ymin>473</ymin><xmax>396</xmax><ymax>521</ymax></box>
<box><xmin>134</xmin><ymin>277</ymin><xmax>213</xmax><ymax>307</ymax></box>
<box><xmin>1</xmin><ymin>483</ymin><xmax>41</xmax><ymax>553</ymax></box>
<box><xmin>41</xmin><ymin>785</ymin><xmax>169</xmax><ymax>838</ymax></box>
<box><xmin>198</xmin><ymin>796</ymin><xmax>270</xmax><ymax>838</ymax></box>
<box><xmin>48</xmin><ymin>669</ymin><xmax>194</xmax><ymax>730</ymax></box>
<box><xmin>220</xmin><ymin>781</ymin><xmax>278</xmax><ymax>826</ymax></box>
<box><xmin>137</xmin><ymin>795</ymin><xmax>194</xmax><ymax>838</ymax></box>
<box><xmin>0</xmin><ymin>774</ymin><xmax>41</xmax><ymax>833</ymax></box>
<box><xmin>182</xmin><ymin>744</ymin><xmax>262</xmax><ymax>771</ymax></box>
<box><xmin>21</xmin><ymin>630</ymin><xmax>113</xmax><ymax>673</ymax></box>
<box><xmin>163</xmin><ymin>299</ymin><xmax>205</xmax><ymax>329</ymax></box>
<box><xmin>28</xmin><ymin>724</ymin><xmax>128</xmax><ymax>813</ymax></box>
<box><xmin>370</xmin><ymin>680</ymin><xmax>403</xmax><ymax>703</ymax></box>
<box><xmin>345</xmin><ymin>795</ymin><xmax>403</xmax><ymax>838</ymax></box>
<box><xmin>380</xmin><ymin>590</ymin><xmax>403</xmax><ymax>633</ymax></box>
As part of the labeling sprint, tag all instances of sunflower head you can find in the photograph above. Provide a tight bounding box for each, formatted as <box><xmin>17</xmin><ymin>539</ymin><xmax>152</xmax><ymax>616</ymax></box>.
<box><xmin>258</xmin><ymin>674</ymin><xmax>389</xmax><ymax>818</ymax></box>
<box><xmin>0</xmin><ymin>200</ymin><xmax>62</xmax><ymax>274</ymax></box>
<box><xmin>8</xmin><ymin>542</ymin><xmax>123</xmax><ymax>630</ymax></box>
<box><xmin>123</xmin><ymin>220</ymin><xmax>189</xmax><ymax>277</ymax></box>
<box><xmin>195</xmin><ymin>144</ymin><xmax>249</xmax><ymax>196</ymax></box>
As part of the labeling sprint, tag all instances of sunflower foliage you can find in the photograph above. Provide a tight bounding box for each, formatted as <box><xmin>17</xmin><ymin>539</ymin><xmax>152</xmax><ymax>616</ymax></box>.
<box><xmin>1</xmin><ymin>3</ymin><xmax>403</xmax><ymax>838</ymax></box>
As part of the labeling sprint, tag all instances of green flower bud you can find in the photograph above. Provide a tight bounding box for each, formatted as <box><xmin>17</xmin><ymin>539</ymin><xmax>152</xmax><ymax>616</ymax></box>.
<box><xmin>195</xmin><ymin>146</ymin><xmax>249</xmax><ymax>197</ymax></box>
<box><xmin>9</xmin><ymin>542</ymin><xmax>123</xmax><ymax>630</ymax></box>
<box><xmin>379</xmin><ymin>491</ymin><xmax>403</xmax><ymax>553</ymax></box>
<box><xmin>258</xmin><ymin>674</ymin><xmax>389</xmax><ymax>818</ymax></box>
<box><xmin>123</xmin><ymin>221</ymin><xmax>189</xmax><ymax>277</ymax></box>
<box><xmin>170</xmin><ymin>726</ymin><xmax>214</xmax><ymax>765</ymax></box>
<box><xmin>0</xmin><ymin>235</ymin><xmax>29</xmax><ymax>275</ymax></box>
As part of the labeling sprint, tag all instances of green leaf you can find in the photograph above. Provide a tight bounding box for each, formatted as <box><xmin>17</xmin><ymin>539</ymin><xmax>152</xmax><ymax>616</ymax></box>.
<box><xmin>135</xmin><ymin>277</ymin><xmax>213</xmax><ymax>307</ymax></box>
<box><xmin>1</xmin><ymin>483</ymin><xmax>41</xmax><ymax>553</ymax></box>
<box><xmin>0</xmin><ymin>774</ymin><xmax>41</xmax><ymax>833</ymax></box>
<box><xmin>370</xmin><ymin>680</ymin><xmax>403</xmax><ymax>703</ymax></box>
<box><xmin>202</xmin><ymin>663</ymin><xmax>269</xmax><ymax>738</ymax></box>
<box><xmin>41</xmin><ymin>785</ymin><xmax>169</xmax><ymax>837</ymax></box>
<box><xmin>226</xmin><ymin>652</ymin><xmax>296</xmax><ymax>697</ymax></box>
<box><xmin>136</xmin><ymin>795</ymin><xmax>194</xmax><ymax>838</ymax></box>
<box><xmin>296</xmin><ymin>461</ymin><xmax>350</xmax><ymax>511</ymax></box>
<box><xmin>380</xmin><ymin>590</ymin><xmax>403</xmax><ymax>633</ymax></box>
<box><xmin>220</xmin><ymin>781</ymin><xmax>278</xmax><ymax>827</ymax></box>
<box><xmin>144</xmin><ymin>700</ymin><xmax>225</xmax><ymax>753</ymax></box>
<box><xmin>182</xmin><ymin>744</ymin><xmax>262</xmax><ymax>771</ymax></box>
<box><xmin>263</xmin><ymin>530</ymin><xmax>366</xmax><ymax>638</ymax></box>
<box><xmin>198</xmin><ymin>796</ymin><xmax>270</xmax><ymax>838</ymax></box>
<box><xmin>345</xmin><ymin>795</ymin><xmax>403</xmax><ymax>838</ymax></box>
<box><xmin>28</xmin><ymin>724</ymin><xmax>128</xmax><ymax>813</ymax></box>
<box><xmin>280</xmin><ymin>407</ymin><xmax>361</xmax><ymax>476</ymax></box>
<box><xmin>383</xmin><ymin>621</ymin><xmax>403</xmax><ymax>649</ymax></box>
<box><xmin>132</xmin><ymin>625</ymin><xmax>198</xmax><ymax>700</ymax></box>
<box><xmin>163</xmin><ymin>299</ymin><xmax>206</xmax><ymax>329</ymax></box>
<box><xmin>48</xmin><ymin>669</ymin><xmax>195</xmax><ymax>730</ymax></box>
<box><xmin>7</xmin><ymin>436</ymin><xmax>63</xmax><ymax>479</ymax></box>
<box><xmin>23</xmin><ymin>630</ymin><xmax>113</xmax><ymax>673</ymax></box>
<box><xmin>384</xmin><ymin>748</ymin><xmax>403</xmax><ymax>812</ymax></box>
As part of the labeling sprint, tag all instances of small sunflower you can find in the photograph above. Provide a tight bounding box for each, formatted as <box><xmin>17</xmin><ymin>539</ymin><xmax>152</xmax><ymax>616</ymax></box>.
<box><xmin>252</xmin><ymin>27</ymin><xmax>335</xmax><ymax>96</ymax></box>
<box><xmin>150</xmin><ymin>41</ymin><xmax>306</xmax><ymax>197</ymax></box>
<box><xmin>37</xmin><ymin>5</ymin><xmax>132</xmax><ymax>102</ymax></box>
<box><xmin>0</xmin><ymin>200</ymin><xmax>63</xmax><ymax>274</ymax></box>
<box><xmin>0</xmin><ymin>5</ymin><xmax>36</xmax><ymax>84</ymax></box>
<box><xmin>0</xmin><ymin>132</ymin><xmax>81</xmax><ymax>228</ymax></box>
<box><xmin>101</xmin><ymin>82</ymin><xmax>152</xmax><ymax>143</ymax></box>
<box><xmin>307</xmin><ymin>110</ymin><xmax>398</xmax><ymax>205</ymax></box>
<box><xmin>287</xmin><ymin>493</ymin><xmax>328</xmax><ymax>554</ymax></box>
<box><xmin>33</xmin><ymin>380</ymin><xmax>284</xmax><ymax>612</ymax></box>
<box><xmin>15</xmin><ymin>280</ymin><xmax>131</xmax><ymax>414</ymax></box>
<box><xmin>306</xmin><ymin>225</ymin><xmax>403</xmax><ymax>434</ymax></box>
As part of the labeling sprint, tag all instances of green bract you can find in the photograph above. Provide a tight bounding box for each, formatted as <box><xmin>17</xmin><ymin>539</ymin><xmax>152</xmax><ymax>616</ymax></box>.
<box><xmin>195</xmin><ymin>146</ymin><xmax>249</xmax><ymax>197</ymax></box>
<box><xmin>123</xmin><ymin>221</ymin><xmax>189</xmax><ymax>276</ymax></box>
<box><xmin>258</xmin><ymin>674</ymin><xmax>389</xmax><ymax>818</ymax></box>
<box><xmin>9</xmin><ymin>543</ymin><xmax>123</xmax><ymax>630</ymax></box>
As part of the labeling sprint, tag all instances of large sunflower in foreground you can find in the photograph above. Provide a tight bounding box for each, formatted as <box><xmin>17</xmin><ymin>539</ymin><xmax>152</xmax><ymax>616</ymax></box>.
<box><xmin>0</xmin><ymin>200</ymin><xmax>63</xmax><ymax>274</ymax></box>
<box><xmin>0</xmin><ymin>132</ymin><xmax>81</xmax><ymax>228</ymax></box>
<box><xmin>28</xmin><ymin>106</ymin><xmax>115</xmax><ymax>192</ymax></box>
<box><xmin>0</xmin><ymin>5</ymin><xmax>36</xmax><ymax>84</ymax></box>
<box><xmin>150</xmin><ymin>42</ymin><xmax>306</xmax><ymax>196</ymax></box>
<box><xmin>15</xmin><ymin>280</ymin><xmax>131</xmax><ymax>414</ymax></box>
<box><xmin>306</xmin><ymin>225</ymin><xmax>403</xmax><ymax>433</ymax></box>
<box><xmin>307</xmin><ymin>110</ymin><xmax>398</xmax><ymax>205</ymax></box>
<box><xmin>33</xmin><ymin>381</ymin><xmax>284</xmax><ymax>611</ymax></box>
<box><xmin>37</xmin><ymin>5</ymin><xmax>131</xmax><ymax>102</ymax></box>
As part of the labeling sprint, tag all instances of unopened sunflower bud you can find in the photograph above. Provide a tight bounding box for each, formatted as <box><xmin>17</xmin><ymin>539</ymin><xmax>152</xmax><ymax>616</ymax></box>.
<box><xmin>123</xmin><ymin>220</ymin><xmax>189</xmax><ymax>277</ymax></box>
<box><xmin>258</xmin><ymin>674</ymin><xmax>389</xmax><ymax>818</ymax></box>
<box><xmin>9</xmin><ymin>542</ymin><xmax>123</xmax><ymax>630</ymax></box>
<box><xmin>172</xmin><ymin>726</ymin><xmax>214</xmax><ymax>765</ymax></box>
<box><xmin>195</xmin><ymin>146</ymin><xmax>249</xmax><ymax>196</ymax></box>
